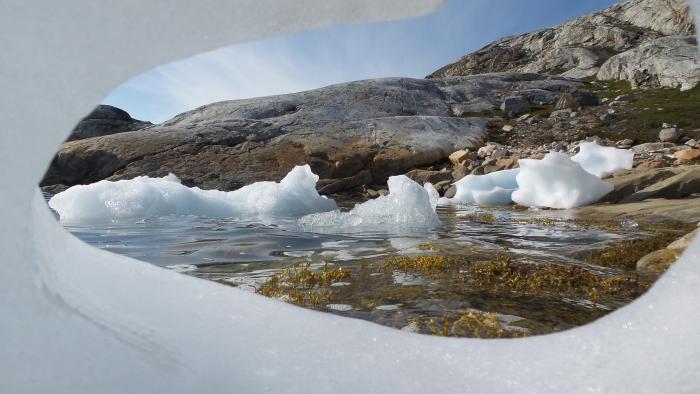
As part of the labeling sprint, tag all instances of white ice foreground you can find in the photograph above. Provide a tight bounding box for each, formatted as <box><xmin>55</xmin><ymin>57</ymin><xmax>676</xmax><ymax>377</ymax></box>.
<box><xmin>440</xmin><ymin>143</ymin><xmax>632</xmax><ymax>209</ymax></box>
<box><xmin>49</xmin><ymin>165</ymin><xmax>338</xmax><ymax>223</ymax></box>
<box><xmin>4</xmin><ymin>1</ymin><xmax>700</xmax><ymax>393</ymax></box>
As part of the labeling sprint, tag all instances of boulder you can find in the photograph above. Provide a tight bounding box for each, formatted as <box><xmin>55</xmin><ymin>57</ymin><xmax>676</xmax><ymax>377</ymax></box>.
<box><xmin>659</xmin><ymin>127</ymin><xmax>680</xmax><ymax>142</ymax></box>
<box><xmin>317</xmin><ymin>170</ymin><xmax>372</xmax><ymax>195</ymax></box>
<box><xmin>451</xmin><ymin>165</ymin><xmax>470</xmax><ymax>182</ymax></box>
<box><xmin>500</xmin><ymin>96</ymin><xmax>530</xmax><ymax>116</ymax></box>
<box><xmin>405</xmin><ymin>169</ymin><xmax>452</xmax><ymax>185</ymax></box>
<box><xmin>636</xmin><ymin>248</ymin><xmax>683</xmax><ymax>274</ymax></box>
<box><xmin>448</xmin><ymin>149</ymin><xmax>475</xmax><ymax>166</ymax></box>
<box><xmin>555</xmin><ymin>90</ymin><xmax>599</xmax><ymax>109</ymax></box>
<box><xmin>637</xmin><ymin>228</ymin><xmax>698</xmax><ymax>274</ymax></box>
<box><xmin>597</xmin><ymin>35</ymin><xmax>700</xmax><ymax>90</ymax></box>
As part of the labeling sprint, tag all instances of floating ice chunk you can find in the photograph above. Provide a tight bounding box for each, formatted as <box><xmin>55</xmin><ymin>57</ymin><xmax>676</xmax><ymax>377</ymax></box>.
<box><xmin>423</xmin><ymin>182</ymin><xmax>440</xmax><ymax>210</ymax></box>
<box><xmin>48</xmin><ymin>165</ymin><xmax>337</xmax><ymax>223</ymax></box>
<box><xmin>299</xmin><ymin>175</ymin><xmax>440</xmax><ymax>231</ymax></box>
<box><xmin>571</xmin><ymin>142</ymin><xmax>634</xmax><ymax>178</ymax></box>
<box><xmin>440</xmin><ymin>169</ymin><xmax>519</xmax><ymax>206</ymax></box>
<box><xmin>512</xmin><ymin>152</ymin><xmax>614</xmax><ymax>209</ymax></box>
<box><xmin>326</xmin><ymin>304</ymin><xmax>353</xmax><ymax>311</ymax></box>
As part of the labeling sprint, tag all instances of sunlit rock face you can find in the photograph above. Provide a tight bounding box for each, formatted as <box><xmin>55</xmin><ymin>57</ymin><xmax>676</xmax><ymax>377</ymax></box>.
<box><xmin>428</xmin><ymin>0</ymin><xmax>696</xmax><ymax>80</ymax></box>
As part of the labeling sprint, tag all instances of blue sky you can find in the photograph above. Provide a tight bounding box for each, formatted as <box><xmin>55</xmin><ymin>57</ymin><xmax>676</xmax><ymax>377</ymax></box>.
<box><xmin>103</xmin><ymin>0</ymin><xmax>619</xmax><ymax>123</ymax></box>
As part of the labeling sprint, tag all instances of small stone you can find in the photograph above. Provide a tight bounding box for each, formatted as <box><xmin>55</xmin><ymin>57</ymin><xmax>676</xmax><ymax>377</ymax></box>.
<box><xmin>434</xmin><ymin>180</ymin><xmax>452</xmax><ymax>191</ymax></box>
<box><xmin>600</xmin><ymin>113</ymin><xmax>615</xmax><ymax>122</ymax></box>
<box><xmin>366</xmin><ymin>189</ymin><xmax>379</xmax><ymax>198</ymax></box>
<box><xmin>569</xmin><ymin>111</ymin><xmax>578</xmax><ymax>118</ymax></box>
<box><xmin>550</xmin><ymin>108</ymin><xmax>573</xmax><ymax>118</ymax></box>
<box><xmin>659</xmin><ymin>127</ymin><xmax>679</xmax><ymax>143</ymax></box>
<box><xmin>448</xmin><ymin>149</ymin><xmax>475</xmax><ymax>166</ymax></box>
<box><xmin>477</xmin><ymin>143</ymin><xmax>504</xmax><ymax>158</ymax></box>
<box><xmin>617</xmin><ymin>139</ymin><xmax>634</xmax><ymax>146</ymax></box>
<box><xmin>525</xmin><ymin>115</ymin><xmax>542</xmax><ymax>124</ymax></box>
<box><xmin>502</xmin><ymin>124</ymin><xmax>514</xmax><ymax>132</ymax></box>
<box><xmin>615</xmin><ymin>94</ymin><xmax>631</xmax><ymax>101</ymax></box>
<box><xmin>516</xmin><ymin>114</ymin><xmax>531</xmax><ymax>122</ymax></box>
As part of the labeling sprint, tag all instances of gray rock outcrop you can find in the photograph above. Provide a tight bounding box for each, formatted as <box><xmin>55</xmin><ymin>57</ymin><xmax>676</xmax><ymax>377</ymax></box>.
<box><xmin>68</xmin><ymin>105</ymin><xmax>151</xmax><ymax>141</ymax></box>
<box><xmin>597</xmin><ymin>35</ymin><xmax>700</xmax><ymax>90</ymax></box>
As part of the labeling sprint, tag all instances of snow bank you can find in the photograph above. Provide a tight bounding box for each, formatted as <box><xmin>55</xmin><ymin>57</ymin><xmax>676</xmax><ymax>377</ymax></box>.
<box><xmin>299</xmin><ymin>175</ymin><xmax>440</xmax><ymax>231</ymax></box>
<box><xmin>440</xmin><ymin>169</ymin><xmax>519</xmax><ymax>206</ymax></box>
<box><xmin>48</xmin><ymin>165</ymin><xmax>337</xmax><ymax>223</ymax></box>
<box><xmin>512</xmin><ymin>152</ymin><xmax>614</xmax><ymax>209</ymax></box>
<box><xmin>571</xmin><ymin>142</ymin><xmax>634</xmax><ymax>177</ymax></box>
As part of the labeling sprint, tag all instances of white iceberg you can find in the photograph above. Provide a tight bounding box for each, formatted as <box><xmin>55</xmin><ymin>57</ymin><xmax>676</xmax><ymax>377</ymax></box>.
<box><xmin>423</xmin><ymin>182</ymin><xmax>440</xmax><ymax>210</ymax></box>
<box><xmin>299</xmin><ymin>175</ymin><xmax>440</xmax><ymax>231</ymax></box>
<box><xmin>512</xmin><ymin>152</ymin><xmax>614</xmax><ymax>209</ymax></box>
<box><xmin>571</xmin><ymin>142</ymin><xmax>634</xmax><ymax>178</ymax></box>
<box><xmin>439</xmin><ymin>168</ymin><xmax>519</xmax><ymax>206</ymax></box>
<box><xmin>48</xmin><ymin>165</ymin><xmax>337</xmax><ymax>223</ymax></box>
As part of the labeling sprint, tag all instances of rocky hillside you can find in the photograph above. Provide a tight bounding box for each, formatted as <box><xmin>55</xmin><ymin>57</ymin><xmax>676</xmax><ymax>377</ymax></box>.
<box><xmin>67</xmin><ymin>105</ymin><xmax>151</xmax><ymax>141</ymax></box>
<box><xmin>42</xmin><ymin>0</ymin><xmax>700</xmax><ymax>196</ymax></box>
<box><xmin>43</xmin><ymin>74</ymin><xmax>585</xmax><ymax>193</ymax></box>
<box><xmin>428</xmin><ymin>0</ymin><xmax>697</xmax><ymax>90</ymax></box>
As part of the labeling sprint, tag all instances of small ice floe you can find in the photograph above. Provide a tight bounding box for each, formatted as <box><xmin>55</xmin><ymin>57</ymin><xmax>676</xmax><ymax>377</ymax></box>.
<box><xmin>48</xmin><ymin>165</ymin><xmax>337</xmax><ymax>223</ymax></box>
<box><xmin>166</xmin><ymin>264</ymin><xmax>198</xmax><ymax>273</ymax></box>
<box><xmin>326</xmin><ymin>304</ymin><xmax>353</xmax><ymax>311</ymax></box>
<box><xmin>439</xmin><ymin>143</ymin><xmax>634</xmax><ymax>209</ymax></box>
<box><xmin>375</xmin><ymin>304</ymin><xmax>401</xmax><ymax>311</ymax></box>
<box><xmin>571</xmin><ymin>142</ymin><xmax>634</xmax><ymax>178</ymax></box>
<box><xmin>512</xmin><ymin>152</ymin><xmax>614</xmax><ymax>209</ymax></box>
<box><xmin>299</xmin><ymin>175</ymin><xmax>440</xmax><ymax>232</ymax></box>
<box><xmin>439</xmin><ymin>169</ymin><xmax>519</xmax><ymax>206</ymax></box>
